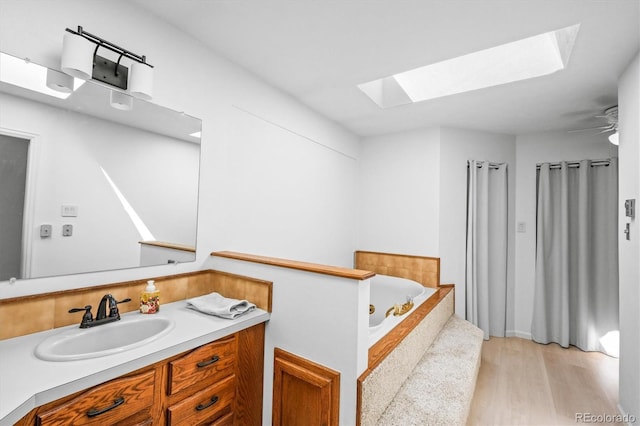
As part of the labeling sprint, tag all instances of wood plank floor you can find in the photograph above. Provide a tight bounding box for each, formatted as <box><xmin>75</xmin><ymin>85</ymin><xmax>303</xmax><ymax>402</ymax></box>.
<box><xmin>468</xmin><ymin>337</ymin><xmax>621</xmax><ymax>426</ymax></box>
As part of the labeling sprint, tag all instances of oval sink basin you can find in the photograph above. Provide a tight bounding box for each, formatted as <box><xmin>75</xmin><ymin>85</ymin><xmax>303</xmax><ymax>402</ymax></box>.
<box><xmin>35</xmin><ymin>316</ymin><xmax>175</xmax><ymax>362</ymax></box>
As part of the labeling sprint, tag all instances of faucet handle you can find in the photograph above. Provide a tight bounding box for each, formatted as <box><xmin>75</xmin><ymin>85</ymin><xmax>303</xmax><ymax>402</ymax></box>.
<box><xmin>109</xmin><ymin>297</ymin><xmax>132</xmax><ymax>318</ymax></box>
<box><xmin>68</xmin><ymin>305</ymin><xmax>93</xmax><ymax>328</ymax></box>
<box><xmin>68</xmin><ymin>304</ymin><xmax>92</xmax><ymax>314</ymax></box>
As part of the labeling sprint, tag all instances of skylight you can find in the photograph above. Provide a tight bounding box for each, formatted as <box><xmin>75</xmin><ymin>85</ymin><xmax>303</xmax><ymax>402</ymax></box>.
<box><xmin>358</xmin><ymin>24</ymin><xmax>580</xmax><ymax>108</ymax></box>
<box><xmin>0</xmin><ymin>52</ymin><xmax>85</xmax><ymax>100</ymax></box>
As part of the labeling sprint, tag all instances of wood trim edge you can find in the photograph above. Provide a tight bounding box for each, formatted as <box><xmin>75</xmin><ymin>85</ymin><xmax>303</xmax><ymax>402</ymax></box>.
<box><xmin>212</xmin><ymin>251</ymin><xmax>375</xmax><ymax>280</ymax></box>
<box><xmin>138</xmin><ymin>241</ymin><xmax>195</xmax><ymax>252</ymax></box>
<box><xmin>363</xmin><ymin>286</ymin><xmax>453</xmax><ymax>375</ymax></box>
<box><xmin>0</xmin><ymin>270</ymin><xmax>209</xmax><ymax>305</ymax></box>
<box><xmin>354</xmin><ymin>250</ymin><xmax>440</xmax><ymax>262</ymax></box>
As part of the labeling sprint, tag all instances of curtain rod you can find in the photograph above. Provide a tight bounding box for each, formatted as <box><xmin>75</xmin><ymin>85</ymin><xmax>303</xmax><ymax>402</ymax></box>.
<box><xmin>467</xmin><ymin>161</ymin><xmax>505</xmax><ymax>170</ymax></box>
<box><xmin>536</xmin><ymin>159</ymin><xmax>611</xmax><ymax>170</ymax></box>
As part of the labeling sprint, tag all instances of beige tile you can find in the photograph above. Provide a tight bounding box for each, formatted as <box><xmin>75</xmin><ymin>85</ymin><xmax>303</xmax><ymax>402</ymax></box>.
<box><xmin>0</xmin><ymin>298</ymin><xmax>55</xmax><ymax>339</ymax></box>
<box><xmin>185</xmin><ymin>273</ymin><xmax>213</xmax><ymax>299</ymax></box>
<box><xmin>156</xmin><ymin>277</ymin><xmax>188</xmax><ymax>304</ymax></box>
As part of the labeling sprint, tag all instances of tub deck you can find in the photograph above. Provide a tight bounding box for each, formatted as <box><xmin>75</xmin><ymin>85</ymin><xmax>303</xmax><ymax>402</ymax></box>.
<box><xmin>367</xmin><ymin>285</ymin><xmax>453</xmax><ymax>369</ymax></box>
<box><xmin>357</xmin><ymin>287</ymin><xmax>455</xmax><ymax>426</ymax></box>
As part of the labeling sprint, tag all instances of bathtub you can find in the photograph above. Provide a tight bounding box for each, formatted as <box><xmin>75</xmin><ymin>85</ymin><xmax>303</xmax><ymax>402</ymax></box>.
<box><xmin>368</xmin><ymin>274</ymin><xmax>436</xmax><ymax>346</ymax></box>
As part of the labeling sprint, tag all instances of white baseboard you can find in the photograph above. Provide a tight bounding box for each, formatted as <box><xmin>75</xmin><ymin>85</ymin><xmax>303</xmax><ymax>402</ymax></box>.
<box><xmin>506</xmin><ymin>330</ymin><xmax>532</xmax><ymax>340</ymax></box>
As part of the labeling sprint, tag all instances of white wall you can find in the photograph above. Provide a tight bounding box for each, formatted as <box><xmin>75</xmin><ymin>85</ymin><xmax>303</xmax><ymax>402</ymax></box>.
<box><xmin>0</xmin><ymin>0</ymin><xmax>359</xmax><ymax>298</ymax></box>
<box><xmin>513</xmin><ymin>130</ymin><xmax>618</xmax><ymax>338</ymax></box>
<box><xmin>216</xmin><ymin>106</ymin><xmax>358</xmax><ymax>266</ymax></box>
<box><xmin>1</xmin><ymin>93</ymin><xmax>198</xmax><ymax>277</ymax></box>
<box><xmin>357</xmin><ymin>128</ymin><xmax>440</xmax><ymax>256</ymax></box>
<box><xmin>211</xmin><ymin>256</ymin><xmax>369</xmax><ymax>426</ymax></box>
<box><xmin>617</xmin><ymin>51</ymin><xmax>640</xmax><ymax>422</ymax></box>
<box><xmin>439</xmin><ymin>127</ymin><xmax>516</xmax><ymax>320</ymax></box>
<box><xmin>357</xmin><ymin>126</ymin><xmax>516</xmax><ymax>319</ymax></box>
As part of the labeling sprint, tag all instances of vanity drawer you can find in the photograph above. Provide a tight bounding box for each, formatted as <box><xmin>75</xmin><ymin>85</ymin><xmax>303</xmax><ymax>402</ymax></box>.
<box><xmin>36</xmin><ymin>369</ymin><xmax>155</xmax><ymax>426</ymax></box>
<box><xmin>210</xmin><ymin>411</ymin><xmax>234</xmax><ymax>426</ymax></box>
<box><xmin>167</xmin><ymin>374</ymin><xmax>236</xmax><ymax>426</ymax></box>
<box><xmin>168</xmin><ymin>335</ymin><xmax>237</xmax><ymax>395</ymax></box>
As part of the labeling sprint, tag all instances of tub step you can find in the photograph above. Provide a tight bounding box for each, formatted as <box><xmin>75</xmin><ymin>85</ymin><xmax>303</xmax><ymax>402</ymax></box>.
<box><xmin>377</xmin><ymin>315</ymin><xmax>483</xmax><ymax>426</ymax></box>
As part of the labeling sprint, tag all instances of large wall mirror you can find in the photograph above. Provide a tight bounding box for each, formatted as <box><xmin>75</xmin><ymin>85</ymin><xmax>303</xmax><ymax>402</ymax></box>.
<box><xmin>0</xmin><ymin>52</ymin><xmax>201</xmax><ymax>281</ymax></box>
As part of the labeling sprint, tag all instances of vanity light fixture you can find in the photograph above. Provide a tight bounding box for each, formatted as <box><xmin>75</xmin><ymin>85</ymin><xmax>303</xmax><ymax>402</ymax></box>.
<box><xmin>61</xmin><ymin>26</ymin><xmax>154</xmax><ymax>102</ymax></box>
<box><xmin>46</xmin><ymin>68</ymin><xmax>75</xmax><ymax>93</ymax></box>
<box><xmin>110</xmin><ymin>90</ymin><xmax>133</xmax><ymax>111</ymax></box>
<box><xmin>0</xmin><ymin>52</ymin><xmax>84</xmax><ymax>99</ymax></box>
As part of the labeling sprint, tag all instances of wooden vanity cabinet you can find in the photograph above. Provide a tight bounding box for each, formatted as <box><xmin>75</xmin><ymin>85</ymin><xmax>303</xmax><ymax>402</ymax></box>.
<box><xmin>17</xmin><ymin>323</ymin><xmax>265</xmax><ymax>426</ymax></box>
<box><xmin>166</xmin><ymin>335</ymin><xmax>238</xmax><ymax>425</ymax></box>
<box><xmin>36</xmin><ymin>369</ymin><xmax>158</xmax><ymax>426</ymax></box>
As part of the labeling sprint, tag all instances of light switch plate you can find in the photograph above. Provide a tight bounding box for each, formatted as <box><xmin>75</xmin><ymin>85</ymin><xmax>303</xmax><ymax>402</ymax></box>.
<box><xmin>61</xmin><ymin>204</ymin><xmax>78</xmax><ymax>217</ymax></box>
<box><xmin>625</xmin><ymin>199</ymin><xmax>635</xmax><ymax>219</ymax></box>
<box><xmin>517</xmin><ymin>222</ymin><xmax>527</xmax><ymax>233</ymax></box>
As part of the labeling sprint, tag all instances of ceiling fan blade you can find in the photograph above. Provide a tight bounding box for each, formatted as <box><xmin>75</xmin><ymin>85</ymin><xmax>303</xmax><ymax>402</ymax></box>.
<box><xmin>568</xmin><ymin>125</ymin><xmax>612</xmax><ymax>133</ymax></box>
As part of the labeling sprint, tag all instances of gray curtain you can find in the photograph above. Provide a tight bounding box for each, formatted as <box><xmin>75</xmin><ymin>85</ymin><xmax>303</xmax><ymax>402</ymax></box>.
<box><xmin>466</xmin><ymin>160</ymin><xmax>508</xmax><ymax>340</ymax></box>
<box><xmin>531</xmin><ymin>159</ymin><xmax>619</xmax><ymax>356</ymax></box>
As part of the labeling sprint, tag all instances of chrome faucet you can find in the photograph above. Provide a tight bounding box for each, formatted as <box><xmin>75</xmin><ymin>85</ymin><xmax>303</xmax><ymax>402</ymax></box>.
<box><xmin>69</xmin><ymin>294</ymin><xmax>131</xmax><ymax>328</ymax></box>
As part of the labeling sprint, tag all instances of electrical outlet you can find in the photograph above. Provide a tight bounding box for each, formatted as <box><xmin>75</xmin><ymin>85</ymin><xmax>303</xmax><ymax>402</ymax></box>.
<box><xmin>40</xmin><ymin>224</ymin><xmax>52</xmax><ymax>238</ymax></box>
<box><xmin>62</xmin><ymin>224</ymin><xmax>73</xmax><ymax>237</ymax></box>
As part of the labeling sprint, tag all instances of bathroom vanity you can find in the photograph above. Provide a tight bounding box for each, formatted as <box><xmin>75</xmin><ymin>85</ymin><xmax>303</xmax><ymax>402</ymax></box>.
<box><xmin>1</xmin><ymin>300</ymin><xmax>269</xmax><ymax>426</ymax></box>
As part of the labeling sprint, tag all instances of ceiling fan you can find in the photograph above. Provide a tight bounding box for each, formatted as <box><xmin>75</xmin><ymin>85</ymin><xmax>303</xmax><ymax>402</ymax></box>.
<box><xmin>569</xmin><ymin>105</ymin><xmax>619</xmax><ymax>145</ymax></box>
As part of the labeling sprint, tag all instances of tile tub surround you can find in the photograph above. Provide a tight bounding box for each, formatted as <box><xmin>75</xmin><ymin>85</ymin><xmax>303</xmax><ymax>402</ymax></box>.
<box><xmin>0</xmin><ymin>301</ymin><xmax>269</xmax><ymax>425</ymax></box>
<box><xmin>358</xmin><ymin>289</ymin><xmax>454</xmax><ymax>426</ymax></box>
<box><xmin>354</xmin><ymin>251</ymin><xmax>440</xmax><ymax>288</ymax></box>
<box><xmin>0</xmin><ymin>269</ymin><xmax>272</xmax><ymax>340</ymax></box>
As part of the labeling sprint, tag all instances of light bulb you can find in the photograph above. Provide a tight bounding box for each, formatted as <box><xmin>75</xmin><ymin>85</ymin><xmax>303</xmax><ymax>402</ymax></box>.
<box><xmin>110</xmin><ymin>90</ymin><xmax>133</xmax><ymax>111</ymax></box>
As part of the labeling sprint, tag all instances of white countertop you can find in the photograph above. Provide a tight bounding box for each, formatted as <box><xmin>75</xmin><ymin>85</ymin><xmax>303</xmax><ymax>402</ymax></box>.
<box><xmin>0</xmin><ymin>300</ymin><xmax>270</xmax><ymax>425</ymax></box>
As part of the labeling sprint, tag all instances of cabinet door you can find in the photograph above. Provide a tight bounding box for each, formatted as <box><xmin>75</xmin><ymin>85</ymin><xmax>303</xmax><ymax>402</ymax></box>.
<box><xmin>272</xmin><ymin>348</ymin><xmax>340</xmax><ymax>426</ymax></box>
<box><xmin>167</xmin><ymin>374</ymin><xmax>236</xmax><ymax>426</ymax></box>
<box><xmin>168</xmin><ymin>335</ymin><xmax>237</xmax><ymax>396</ymax></box>
<box><xmin>36</xmin><ymin>369</ymin><xmax>155</xmax><ymax>426</ymax></box>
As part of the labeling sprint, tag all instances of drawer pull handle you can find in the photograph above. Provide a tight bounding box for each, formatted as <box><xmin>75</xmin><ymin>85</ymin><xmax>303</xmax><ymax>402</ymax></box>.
<box><xmin>196</xmin><ymin>395</ymin><xmax>219</xmax><ymax>411</ymax></box>
<box><xmin>197</xmin><ymin>355</ymin><xmax>220</xmax><ymax>368</ymax></box>
<box><xmin>86</xmin><ymin>397</ymin><xmax>125</xmax><ymax>418</ymax></box>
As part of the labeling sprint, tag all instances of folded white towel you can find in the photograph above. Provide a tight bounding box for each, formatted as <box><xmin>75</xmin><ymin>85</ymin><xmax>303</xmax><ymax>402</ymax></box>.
<box><xmin>186</xmin><ymin>292</ymin><xmax>256</xmax><ymax>319</ymax></box>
